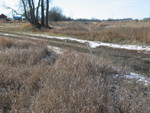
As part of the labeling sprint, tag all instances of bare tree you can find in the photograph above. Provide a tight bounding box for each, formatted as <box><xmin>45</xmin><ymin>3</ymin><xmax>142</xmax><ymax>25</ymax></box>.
<box><xmin>49</xmin><ymin>6</ymin><xmax>63</xmax><ymax>22</ymax></box>
<box><xmin>20</xmin><ymin>0</ymin><xmax>41</xmax><ymax>28</ymax></box>
<box><xmin>4</xmin><ymin>0</ymin><xmax>51</xmax><ymax>29</ymax></box>
<box><xmin>20</xmin><ymin>0</ymin><xmax>51</xmax><ymax>29</ymax></box>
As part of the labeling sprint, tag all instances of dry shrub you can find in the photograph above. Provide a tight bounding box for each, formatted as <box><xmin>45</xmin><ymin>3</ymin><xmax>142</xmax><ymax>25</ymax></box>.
<box><xmin>29</xmin><ymin>51</ymin><xmax>150</xmax><ymax>113</ymax></box>
<box><xmin>29</xmin><ymin>51</ymin><xmax>118</xmax><ymax>113</ymax></box>
<box><xmin>18</xmin><ymin>23</ymin><xmax>34</xmax><ymax>31</ymax></box>
<box><xmin>0</xmin><ymin>37</ymin><xmax>40</xmax><ymax>49</ymax></box>
<box><xmin>0</xmin><ymin>38</ymin><xmax>13</xmax><ymax>48</ymax></box>
<box><xmin>0</xmin><ymin>38</ymin><xmax>150</xmax><ymax>113</ymax></box>
<box><xmin>0</xmin><ymin>46</ymin><xmax>48</xmax><ymax>66</ymax></box>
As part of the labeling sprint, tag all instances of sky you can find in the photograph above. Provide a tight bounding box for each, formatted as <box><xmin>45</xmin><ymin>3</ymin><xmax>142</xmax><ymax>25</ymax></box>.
<box><xmin>0</xmin><ymin>0</ymin><xmax>150</xmax><ymax>19</ymax></box>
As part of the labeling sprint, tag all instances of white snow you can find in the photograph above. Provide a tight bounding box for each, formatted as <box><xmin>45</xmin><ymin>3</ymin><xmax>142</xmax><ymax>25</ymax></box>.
<box><xmin>0</xmin><ymin>32</ymin><xmax>19</xmax><ymax>37</ymax></box>
<box><xmin>124</xmin><ymin>73</ymin><xmax>150</xmax><ymax>85</ymax></box>
<box><xmin>22</xmin><ymin>32</ymin><xmax>87</xmax><ymax>43</ymax></box>
<box><xmin>112</xmin><ymin>73</ymin><xmax>150</xmax><ymax>85</ymax></box>
<box><xmin>88</xmin><ymin>42</ymin><xmax>150</xmax><ymax>51</ymax></box>
<box><xmin>47</xmin><ymin>46</ymin><xmax>62</xmax><ymax>54</ymax></box>
<box><xmin>0</xmin><ymin>32</ymin><xmax>39</xmax><ymax>40</ymax></box>
<box><xmin>21</xmin><ymin>32</ymin><xmax>150</xmax><ymax>52</ymax></box>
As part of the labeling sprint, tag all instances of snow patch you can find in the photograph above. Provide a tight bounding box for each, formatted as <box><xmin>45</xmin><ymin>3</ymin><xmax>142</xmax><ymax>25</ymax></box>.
<box><xmin>112</xmin><ymin>73</ymin><xmax>150</xmax><ymax>85</ymax></box>
<box><xmin>0</xmin><ymin>32</ymin><xmax>39</xmax><ymax>40</ymax></box>
<box><xmin>124</xmin><ymin>73</ymin><xmax>150</xmax><ymax>85</ymax></box>
<box><xmin>47</xmin><ymin>46</ymin><xmax>62</xmax><ymax>54</ymax></box>
<box><xmin>22</xmin><ymin>32</ymin><xmax>150</xmax><ymax>52</ymax></box>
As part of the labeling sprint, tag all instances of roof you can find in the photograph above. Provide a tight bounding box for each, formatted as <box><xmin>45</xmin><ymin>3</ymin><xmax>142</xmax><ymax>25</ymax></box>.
<box><xmin>13</xmin><ymin>16</ymin><xmax>22</xmax><ymax>20</ymax></box>
<box><xmin>0</xmin><ymin>14</ymin><xmax>7</xmax><ymax>19</ymax></box>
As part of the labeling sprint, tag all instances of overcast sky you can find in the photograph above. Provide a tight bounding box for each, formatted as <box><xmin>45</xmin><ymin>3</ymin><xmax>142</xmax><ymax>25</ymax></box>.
<box><xmin>0</xmin><ymin>0</ymin><xmax>150</xmax><ymax>19</ymax></box>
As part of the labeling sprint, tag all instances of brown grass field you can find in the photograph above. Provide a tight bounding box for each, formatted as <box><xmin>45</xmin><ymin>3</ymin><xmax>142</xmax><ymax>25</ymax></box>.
<box><xmin>0</xmin><ymin>37</ymin><xmax>150</xmax><ymax>113</ymax></box>
<box><xmin>0</xmin><ymin>21</ymin><xmax>150</xmax><ymax>112</ymax></box>
<box><xmin>0</xmin><ymin>20</ymin><xmax>150</xmax><ymax>45</ymax></box>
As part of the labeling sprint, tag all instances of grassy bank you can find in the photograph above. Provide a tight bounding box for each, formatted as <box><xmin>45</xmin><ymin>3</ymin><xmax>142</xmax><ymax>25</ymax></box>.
<box><xmin>0</xmin><ymin>37</ymin><xmax>150</xmax><ymax>113</ymax></box>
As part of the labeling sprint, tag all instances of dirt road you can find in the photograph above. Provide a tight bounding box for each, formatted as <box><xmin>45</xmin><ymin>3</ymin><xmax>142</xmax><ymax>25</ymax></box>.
<box><xmin>0</xmin><ymin>31</ymin><xmax>150</xmax><ymax>77</ymax></box>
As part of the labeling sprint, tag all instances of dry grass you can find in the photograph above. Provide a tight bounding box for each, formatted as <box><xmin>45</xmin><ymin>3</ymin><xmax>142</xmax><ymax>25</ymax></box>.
<box><xmin>0</xmin><ymin>21</ymin><xmax>150</xmax><ymax>45</ymax></box>
<box><xmin>48</xmin><ymin>21</ymin><xmax>150</xmax><ymax>45</ymax></box>
<box><xmin>0</xmin><ymin>37</ymin><xmax>150</xmax><ymax>113</ymax></box>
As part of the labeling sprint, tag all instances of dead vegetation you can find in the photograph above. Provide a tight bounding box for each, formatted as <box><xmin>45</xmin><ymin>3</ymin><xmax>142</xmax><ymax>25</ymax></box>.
<box><xmin>0</xmin><ymin>21</ymin><xmax>150</xmax><ymax>45</ymax></box>
<box><xmin>0</xmin><ymin>37</ymin><xmax>150</xmax><ymax>113</ymax></box>
<box><xmin>48</xmin><ymin>21</ymin><xmax>150</xmax><ymax>45</ymax></box>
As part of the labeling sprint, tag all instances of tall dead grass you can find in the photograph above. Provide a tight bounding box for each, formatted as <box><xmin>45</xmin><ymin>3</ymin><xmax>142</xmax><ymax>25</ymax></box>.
<box><xmin>0</xmin><ymin>37</ymin><xmax>150</xmax><ymax>113</ymax></box>
<box><xmin>50</xmin><ymin>27</ymin><xmax>150</xmax><ymax>45</ymax></box>
<box><xmin>49</xmin><ymin>21</ymin><xmax>150</xmax><ymax>45</ymax></box>
<box><xmin>0</xmin><ymin>21</ymin><xmax>150</xmax><ymax>45</ymax></box>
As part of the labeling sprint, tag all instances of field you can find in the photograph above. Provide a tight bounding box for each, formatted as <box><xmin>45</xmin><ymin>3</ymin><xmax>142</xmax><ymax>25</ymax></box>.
<box><xmin>0</xmin><ymin>20</ymin><xmax>150</xmax><ymax>45</ymax></box>
<box><xmin>0</xmin><ymin>20</ymin><xmax>150</xmax><ymax>113</ymax></box>
<box><xmin>0</xmin><ymin>37</ymin><xmax>150</xmax><ymax>113</ymax></box>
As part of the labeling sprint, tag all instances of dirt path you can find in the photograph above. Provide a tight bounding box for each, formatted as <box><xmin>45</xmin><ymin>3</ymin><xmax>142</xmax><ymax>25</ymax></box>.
<box><xmin>0</xmin><ymin>31</ymin><xmax>150</xmax><ymax>77</ymax></box>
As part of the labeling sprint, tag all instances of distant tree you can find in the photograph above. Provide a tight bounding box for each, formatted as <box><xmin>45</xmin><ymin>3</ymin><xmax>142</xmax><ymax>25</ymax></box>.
<box><xmin>48</xmin><ymin>6</ymin><xmax>63</xmax><ymax>22</ymax></box>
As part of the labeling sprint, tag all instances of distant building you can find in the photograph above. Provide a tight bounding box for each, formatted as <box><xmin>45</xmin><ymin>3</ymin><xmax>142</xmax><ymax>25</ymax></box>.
<box><xmin>13</xmin><ymin>16</ymin><xmax>22</xmax><ymax>20</ymax></box>
<box><xmin>0</xmin><ymin>14</ymin><xmax>7</xmax><ymax>20</ymax></box>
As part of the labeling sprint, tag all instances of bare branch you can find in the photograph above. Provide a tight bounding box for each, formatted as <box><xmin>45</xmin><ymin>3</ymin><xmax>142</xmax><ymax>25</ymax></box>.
<box><xmin>4</xmin><ymin>6</ymin><xmax>23</xmax><ymax>16</ymax></box>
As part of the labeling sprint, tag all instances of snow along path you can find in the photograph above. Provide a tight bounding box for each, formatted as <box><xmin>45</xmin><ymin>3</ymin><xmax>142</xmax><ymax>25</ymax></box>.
<box><xmin>0</xmin><ymin>32</ymin><xmax>38</xmax><ymax>40</ymax></box>
<box><xmin>0</xmin><ymin>32</ymin><xmax>150</xmax><ymax>52</ymax></box>
<box><xmin>21</xmin><ymin>32</ymin><xmax>150</xmax><ymax>52</ymax></box>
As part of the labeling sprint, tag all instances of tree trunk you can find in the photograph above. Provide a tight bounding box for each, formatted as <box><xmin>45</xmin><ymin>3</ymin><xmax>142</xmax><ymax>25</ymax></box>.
<box><xmin>45</xmin><ymin>0</ymin><xmax>49</xmax><ymax>27</ymax></box>
<box><xmin>36</xmin><ymin>0</ymin><xmax>41</xmax><ymax>20</ymax></box>
<box><xmin>41</xmin><ymin>0</ymin><xmax>45</xmax><ymax>27</ymax></box>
